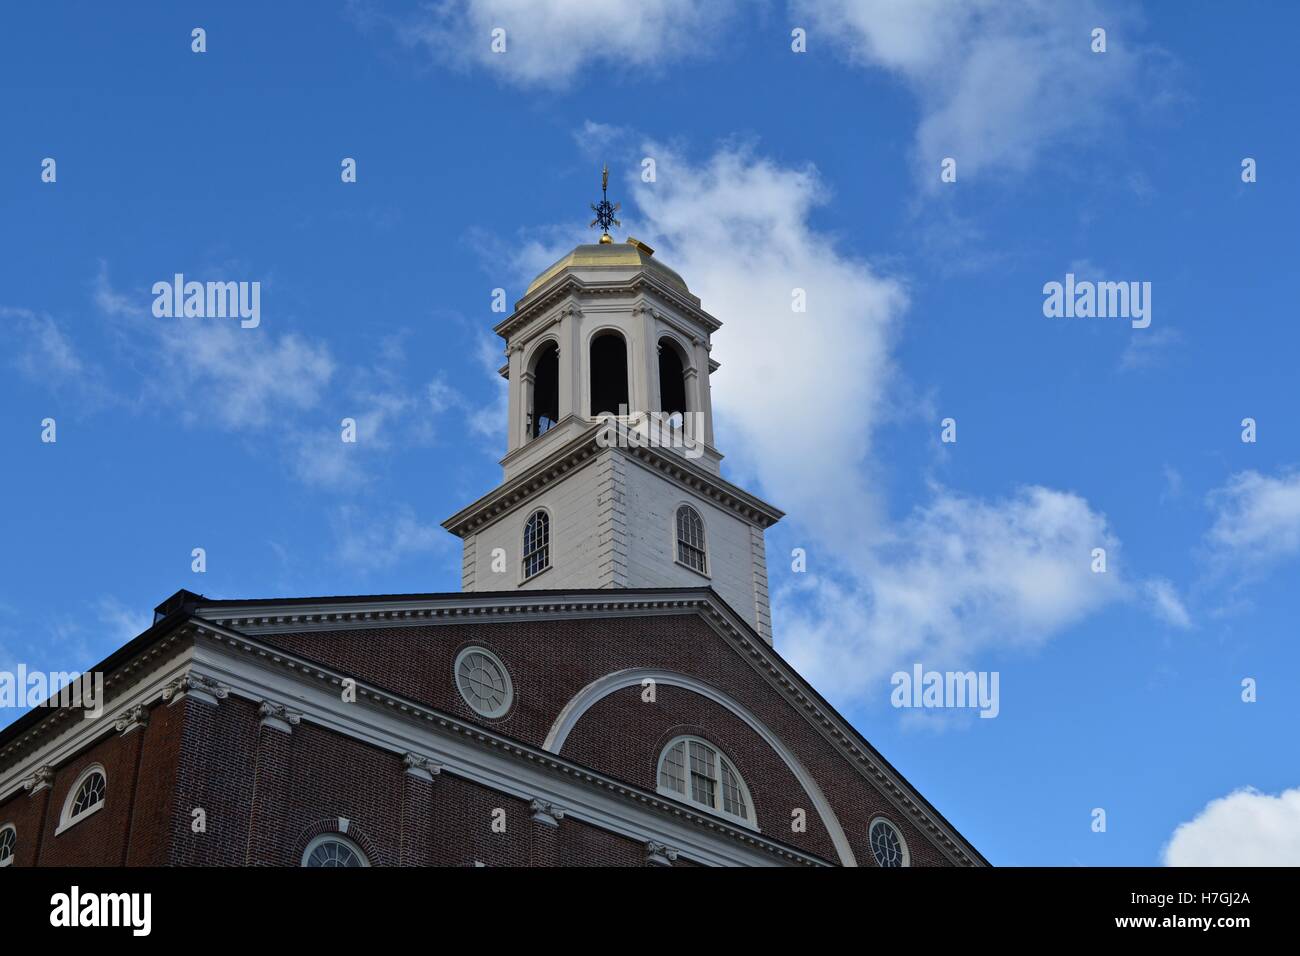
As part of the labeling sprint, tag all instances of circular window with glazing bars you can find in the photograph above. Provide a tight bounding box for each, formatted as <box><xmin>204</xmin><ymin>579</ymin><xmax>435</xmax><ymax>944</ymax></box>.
<box><xmin>454</xmin><ymin>646</ymin><xmax>514</xmax><ymax>718</ymax></box>
<box><xmin>869</xmin><ymin>817</ymin><xmax>909</xmax><ymax>867</ymax></box>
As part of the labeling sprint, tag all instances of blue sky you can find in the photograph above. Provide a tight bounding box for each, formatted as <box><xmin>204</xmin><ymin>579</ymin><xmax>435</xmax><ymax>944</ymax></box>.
<box><xmin>3</xmin><ymin>1</ymin><xmax>1299</xmax><ymax>866</ymax></box>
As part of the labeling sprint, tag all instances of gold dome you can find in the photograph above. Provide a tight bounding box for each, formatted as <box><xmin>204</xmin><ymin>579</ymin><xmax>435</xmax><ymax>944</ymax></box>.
<box><xmin>524</xmin><ymin>239</ymin><xmax>692</xmax><ymax>298</ymax></box>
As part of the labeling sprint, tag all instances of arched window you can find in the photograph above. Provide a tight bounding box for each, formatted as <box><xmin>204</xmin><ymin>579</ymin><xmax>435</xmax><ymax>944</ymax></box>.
<box><xmin>302</xmin><ymin>834</ymin><xmax>370</xmax><ymax>867</ymax></box>
<box><xmin>528</xmin><ymin>341</ymin><xmax>559</xmax><ymax>440</ymax></box>
<box><xmin>869</xmin><ymin>818</ymin><xmax>909</xmax><ymax>867</ymax></box>
<box><xmin>0</xmin><ymin>825</ymin><xmax>15</xmax><ymax>867</ymax></box>
<box><xmin>675</xmin><ymin>505</ymin><xmax>707</xmax><ymax>574</ymax></box>
<box><xmin>522</xmin><ymin>510</ymin><xmax>551</xmax><ymax>580</ymax></box>
<box><xmin>657</xmin><ymin>736</ymin><xmax>753</xmax><ymax>825</ymax></box>
<box><xmin>57</xmin><ymin>765</ymin><xmax>106</xmax><ymax>834</ymax></box>
<box><xmin>657</xmin><ymin>338</ymin><xmax>688</xmax><ymax>419</ymax></box>
<box><xmin>589</xmin><ymin>331</ymin><xmax>629</xmax><ymax>417</ymax></box>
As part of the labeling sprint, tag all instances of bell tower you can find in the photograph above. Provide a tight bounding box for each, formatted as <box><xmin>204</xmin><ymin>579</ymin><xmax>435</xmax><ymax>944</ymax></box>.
<box><xmin>442</xmin><ymin>172</ymin><xmax>783</xmax><ymax>643</ymax></box>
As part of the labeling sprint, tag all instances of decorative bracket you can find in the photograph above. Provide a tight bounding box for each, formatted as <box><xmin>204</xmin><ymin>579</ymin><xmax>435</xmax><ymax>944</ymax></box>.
<box><xmin>113</xmin><ymin>704</ymin><xmax>150</xmax><ymax>736</ymax></box>
<box><xmin>258</xmin><ymin>699</ymin><xmax>303</xmax><ymax>734</ymax></box>
<box><xmin>162</xmin><ymin>672</ymin><xmax>230</xmax><ymax>708</ymax></box>
<box><xmin>403</xmin><ymin>752</ymin><xmax>444</xmax><ymax>782</ymax></box>
<box><xmin>22</xmin><ymin>765</ymin><xmax>54</xmax><ymax>796</ymax></box>
<box><xmin>529</xmin><ymin>798</ymin><xmax>566</xmax><ymax>828</ymax></box>
<box><xmin>645</xmin><ymin>840</ymin><xmax>680</xmax><ymax>866</ymax></box>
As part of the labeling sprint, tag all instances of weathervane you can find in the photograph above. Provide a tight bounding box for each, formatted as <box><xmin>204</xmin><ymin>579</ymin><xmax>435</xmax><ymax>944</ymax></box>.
<box><xmin>589</xmin><ymin>164</ymin><xmax>621</xmax><ymax>244</ymax></box>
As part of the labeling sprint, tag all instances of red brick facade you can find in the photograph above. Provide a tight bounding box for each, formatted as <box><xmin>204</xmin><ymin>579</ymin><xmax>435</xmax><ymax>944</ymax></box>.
<box><xmin>0</xmin><ymin>591</ymin><xmax>982</xmax><ymax>867</ymax></box>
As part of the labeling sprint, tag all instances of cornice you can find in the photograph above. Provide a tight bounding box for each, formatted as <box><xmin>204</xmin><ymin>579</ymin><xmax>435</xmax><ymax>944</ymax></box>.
<box><xmin>189</xmin><ymin>619</ymin><xmax>826</xmax><ymax>867</ymax></box>
<box><xmin>188</xmin><ymin>591</ymin><xmax>982</xmax><ymax>865</ymax></box>
<box><xmin>496</xmin><ymin>273</ymin><xmax>720</xmax><ymax>343</ymax></box>
<box><xmin>197</xmin><ymin>591</ymin><xmax>723</xmax><ymax>635</ymax></box>
<box><xmin>0</xmin><ymin>590</ymin><xmax>984</xmax><ymax>866</ymax></box>
<box><xmin>693</xmin><ymin>600</ymin><xmax>983</xmax><ymax>867</ymax></box>
<box><xmin>441</xmin><ymin>425</ymin><xmax>783</xmax><ymax>538</ymax></box>
<box><xmin>0</xmin><ymin>629</ymin><xmax>189</xmax><ymax>769</ymax></box>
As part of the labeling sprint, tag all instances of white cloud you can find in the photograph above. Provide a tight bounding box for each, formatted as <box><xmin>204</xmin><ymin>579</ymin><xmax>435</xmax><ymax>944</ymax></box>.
<box><xmin>778</xmin><ymin>485</ymin><xmax>1125</xmax><ymax>698</ymax></box>
<box><xmin>1164</xmin><ymin>786</ymin><xmax>1300</xmax><ymax>866</ymax></box>
<box><xmin>1</xmin><ymin>306</ymin><xmax>115</xmax><ymax>406</ymax></box>
<box><xmin>155</xmin><ymin>322</ymin><xmax>337</xmax><ymax>430</ymax></box>
<box><xmin>3</xmin><ymin>307</ymin><xmax>85</xmax><ymax>379</ymax></box>
<box><xmin>393</xmin><ymin>0</ymin><xmax>733</xmax><ymax>88</ymax></box>
<box><xmin>791</xmin><ymin>0</ymin><xmax>1152</xmax><ymax>187</ymax></box>
<box><xmin>1119</xmin><ymin>327</ymin><xmax>1182</xmax><ymax>372</ymax></box>
<box><xmin>77</xmin><ymin>266</ymin><xmax>493</xmax><ymax>491</ymax></box>
<box><xmin>465</xmin><ymin>334</ymin><xmax>509</xmax><ymax>443</ymax></box>
<box><xmin>332</xmin><ymin>504</ymin><xmax>450</xmax><ymax>572</ymax></box>
<box><xmin>1207</xmin><ymin>469</ymin><xmax>1300</xmax><ymax>566</ymax></box>
<box><xmin>518</xmin><ymin>140</ymin><xmax>1149</xmax><ymax>701</ymax></box>
<box><xmin>95</xmin><ymin>597</ymin><xmax>151</xmax><ymax>645</ymax></box>
<box><xmin>633</xmin><ymin>143</ymin><xmax>906</xmax><ymax>544</ymax></box>
<box><xmin>90</xmin><ymin>265</ymin><xmax>338</xmax><ymax>430</ymax></box>
<box><xmin>1143</xmin><ymin>577</ymin><xmax>1191</xmax><ymax>629</ymax></box>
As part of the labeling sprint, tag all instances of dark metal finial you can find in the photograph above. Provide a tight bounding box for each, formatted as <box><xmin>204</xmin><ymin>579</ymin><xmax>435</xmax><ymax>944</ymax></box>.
<box><xmin>589</xmin><ymin>164</ymin><xmax>621</xmax><ymax>244</ymax></box>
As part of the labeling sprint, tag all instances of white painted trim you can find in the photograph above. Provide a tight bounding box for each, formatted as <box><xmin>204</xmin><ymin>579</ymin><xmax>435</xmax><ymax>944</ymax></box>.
<box><xmin>187</xmin><ymin>631</ymin><xmax>824</xmax><ymax>867</ymax></box>
<box><xmin>0</xmin><ymin>592</ymin><xmax>983</xmax><ymax>865</ymax></box>
<box><xmin>55</xmin><ymin>763</ymin><xmax>107</xmax><ymax>836</ymax></box>
<box><xmin>520</xmin><ymin>507</ymin><xmax>553</xmax><ymax>584</ymax></box>
<box><xmin>671</xmin><ymin>501</ymin><xmax>710</xmax><ymax>578</ymax></box>
<box><xmin>585</xmin><ymin>325</ymin><xmax>634</xmax><ymax>419</ymax></box>
<box><xmin>655</xmin><ymin>735</ymin><xmax>756</xmax><ymax>831</ymax></box>
<box><xmin>0</xmin><ymin>651</ymin><xmax>197</xmax><ymax>804</ymax></box>
<box><xmin>543</xmin><ymin>668</ymin><xmax>858</xmax><ymax>867</ymax></box>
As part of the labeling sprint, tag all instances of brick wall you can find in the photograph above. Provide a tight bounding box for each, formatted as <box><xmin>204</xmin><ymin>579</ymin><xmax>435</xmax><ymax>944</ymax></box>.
<box><xmin>561</xmin><ymin>684</ymin><xmax>841</xmax><ymax>862</ymax></box>
<box><xmin>0</xmin><ymin>699</ymin><xmax>183</xmax><ymax>867</ymax></box>
<box><xmin>1</xmin><ymin>608</ymin><xmax>967</xmax><ymax>866</ymax></box>
<box><xmin>254</xmin><ymin>612</ymin><xmax>958</xmax><ymax>865</ymax></box>
<box><xmin>168</xmin><ymin>695</ymin><xmax>664</xmax><ymax>866</ymax></box>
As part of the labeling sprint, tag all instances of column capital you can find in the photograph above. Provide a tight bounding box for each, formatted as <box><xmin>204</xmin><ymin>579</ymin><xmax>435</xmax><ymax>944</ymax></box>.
<box><xmin>645</xmin><ymin>840</ymin><xmax>679</xmax><ymax>866</ymax></box>
<box><xmin>162</xmin><ymin>672</ymin><xmax>229</xmax><ymax>707</ymax></box>
<box><xmin>22</xmin><ymin>765</ymin><xmax>54</xmax><ymax>795</ymax></box>
<box><xmin>402</xmin><ymin>752</ymin><xmax>444</xmax><ymax>781</ymax></box>
<box><xmin>529</xmin><ymin>798</ymin><xmax>566</xmax><ymax>827</ymax></box>
<box><xmin>258</xmin><ymin>699</ymin><xmax>303</xmax><ymax>733</ymax></box>
<box><xmin>113</xmin><ymin>704</ymin><xmax>150</xmax><ymax>736</ymax></box>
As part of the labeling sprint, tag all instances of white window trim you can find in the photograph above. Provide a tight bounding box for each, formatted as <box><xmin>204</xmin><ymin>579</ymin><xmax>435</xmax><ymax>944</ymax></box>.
<box><xmin>301</xmin><ymin>833</ymin><xmax>370</xmax><ymax>867</ymax></box>
<box><xmin>454</xmin><ymin>645</ymin><xmax>514</xmax><ymax>719</ymax></box>
<box><xmin>868</xmin><ymin>816</ymin><xmax>910</xmax><ymax>867</ymax></box>
<box><xmin>0</xmin><ymin>823</ymin><xmax>15</xmax><ymax>867</ymax></box>
<box><xmin>655</xmin><ymin>735</ymin><xmax>757</xmax><ymax>831</ymax></box>
<box><xmin>672</xmin><ymin>503</ymin><xmax>710</xmax><ymax>579</ymax></box>
<box><xmin>55</xmin><ymin>764</ymin><xmax>107</xmax><ymax>836</ymax></box>
<box><xmin>520</xmin><ymin>508</ymin><xmax>553</xmax><ymax>583</ymax></box>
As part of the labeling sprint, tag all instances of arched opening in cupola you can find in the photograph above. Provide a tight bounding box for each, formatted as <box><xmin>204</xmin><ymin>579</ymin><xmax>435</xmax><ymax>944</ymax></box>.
<box><xmin>657</xmin><ymin>338</ymin><xmax>689</xmax><ymax>420</ymax></box>
<box><xmin>528</xmin><ymin>341</ymin><xmax>559</xmax><ymax>439</ymax></box>
<box><xmin>589</xmin><ymin>331</ymin><xmax>629</xmax><ymax>417</ymax></box>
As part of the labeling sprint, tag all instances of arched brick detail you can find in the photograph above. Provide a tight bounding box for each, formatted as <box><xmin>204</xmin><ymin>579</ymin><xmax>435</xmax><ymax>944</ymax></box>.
<box><xmin>292</xmin><ymin>816</ymin><xmax>382</xmax><ymax>866</ymax></box>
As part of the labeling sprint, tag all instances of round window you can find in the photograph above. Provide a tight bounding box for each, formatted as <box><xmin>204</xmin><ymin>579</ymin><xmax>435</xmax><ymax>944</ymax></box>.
<box><xmin>454</xmin><ymin>646</ymin><xmax>513</xmax><ymax>718</ymax></box>
<box><xmin>869</xmin><ymin>818</ymin><xmax>909</xmax><ymax>867</ymax></box>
